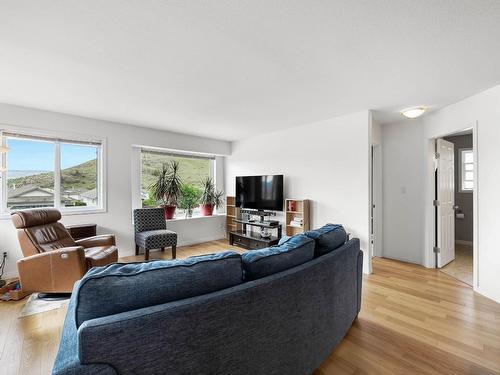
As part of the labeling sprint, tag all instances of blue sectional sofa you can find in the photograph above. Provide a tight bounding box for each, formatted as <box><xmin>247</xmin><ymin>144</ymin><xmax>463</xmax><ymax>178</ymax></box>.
<box><xmin>53</xmin><ymin>224</ymin><xmax>363</xmax><ymax>375</ymax></box>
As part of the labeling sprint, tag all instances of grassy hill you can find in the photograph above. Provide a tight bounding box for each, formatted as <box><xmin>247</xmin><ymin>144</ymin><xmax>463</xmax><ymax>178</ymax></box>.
<box><xmin>8</xmin><ymin>159</ymin><xmax>98</xmax><ymax>192</ymax></box>
<box><xmin>141</xmin><ymin>152</ymin><xmax>210</xmax><ymax>193</ymax></box>
<box><xmin>8</xmin><ymin>152</ymin><xmax>210</xmax><ymax>196</ymax></box>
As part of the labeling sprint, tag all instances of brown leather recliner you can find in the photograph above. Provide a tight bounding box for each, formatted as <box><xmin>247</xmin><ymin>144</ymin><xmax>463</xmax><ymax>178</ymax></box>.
<box><xmin>12</xmin><ymin>208</ymin><xmax>118</xmax><ymax>293</ymax></box>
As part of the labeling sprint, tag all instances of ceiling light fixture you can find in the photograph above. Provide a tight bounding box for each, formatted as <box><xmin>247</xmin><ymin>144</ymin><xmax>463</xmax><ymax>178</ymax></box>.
<box><xmin>401</xmin><ymin>106</ymin><xmax>427</xmax><ymax>119</ymax></box>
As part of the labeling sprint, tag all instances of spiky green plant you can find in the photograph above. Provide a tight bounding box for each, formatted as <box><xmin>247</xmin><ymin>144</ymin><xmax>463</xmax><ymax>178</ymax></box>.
<box><xmin>200</xmin><ymin>177</ymin><xmax>224</xmax><ymax>208</ymax></box>
<box><xmin>149</xmin><ymin>161</ymin><xmax>182</xmax><ymax>206</ymax></box>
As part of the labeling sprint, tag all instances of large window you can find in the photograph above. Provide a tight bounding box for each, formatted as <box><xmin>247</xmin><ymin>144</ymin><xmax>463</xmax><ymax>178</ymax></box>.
<box><xmin>1</xmin><ymin>131</ymin><xmax>104</xmax><ymax>213</ymax></box>
<box><xmin>141</xmin><ymin>149</ymin><xmax>214</xmax><ymax>216</ymax></box>
<box><xmin>460</xmin><ymin>148</ymin><xmax>474</xmax><ymax>192</ymax></box>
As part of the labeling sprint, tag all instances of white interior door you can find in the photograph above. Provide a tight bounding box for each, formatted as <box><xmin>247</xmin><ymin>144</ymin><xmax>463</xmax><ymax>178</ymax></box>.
<box><xmin>437</xmin><ymin>139</ymin><xmax>455</xmax><ymax>268</ymax></box>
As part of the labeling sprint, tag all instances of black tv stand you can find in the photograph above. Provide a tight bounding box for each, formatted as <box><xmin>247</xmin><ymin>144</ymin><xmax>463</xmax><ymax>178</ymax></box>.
<box><xmin>229</xmin><ymin>219</ymin><xmax>282</xmax><ymax>250</ymax></box>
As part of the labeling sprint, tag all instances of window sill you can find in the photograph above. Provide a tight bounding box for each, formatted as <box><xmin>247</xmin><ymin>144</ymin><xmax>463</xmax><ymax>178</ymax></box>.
<box><xmin>0</xmin><ymin>207</ymin><xmax>107</xmax><ymax>221</ymax></box>
<box><xmin>166</xmin><ymin>213</ymin><xmax>226</xmax><ymax>222</ymax></box>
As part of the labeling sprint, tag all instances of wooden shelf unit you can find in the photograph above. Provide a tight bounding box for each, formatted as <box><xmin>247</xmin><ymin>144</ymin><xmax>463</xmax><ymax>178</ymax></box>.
<box><xmin>285</xmin><ymin>199</ymin><xmax>310</xmax><ymax>236</ymax></box>
<box><xmin>226</xmin><ymin>196</ymin><xmax>241</xmax><ymax>238</ymax></box>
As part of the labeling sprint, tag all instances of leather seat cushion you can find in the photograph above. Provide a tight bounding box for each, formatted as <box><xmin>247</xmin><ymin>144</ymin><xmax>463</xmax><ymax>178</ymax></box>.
<box><xmin>135</xmin><ymin>230</ymin><xmax>177</xmax><ymax>250</ymax></box>
<box><xmin>85</xmin><ymin>246</ymin><xmax>119</xmax><ymax>268</ymax></box>
<box><xmin>27</xmin><ymin>223</ymin><xmax>77</xmax><ymax>252</ymax></box>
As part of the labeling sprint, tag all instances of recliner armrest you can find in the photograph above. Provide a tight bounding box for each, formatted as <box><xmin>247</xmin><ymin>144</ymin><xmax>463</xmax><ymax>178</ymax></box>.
<box><xmin>17</xmin><ymin>247</ymin><xmax>87</xmax><ymax>293</ymax></box>
<box><xmin>76</xmin><ymin>234</ymin><xmax>116</xmax><ymax>248</ymax></box>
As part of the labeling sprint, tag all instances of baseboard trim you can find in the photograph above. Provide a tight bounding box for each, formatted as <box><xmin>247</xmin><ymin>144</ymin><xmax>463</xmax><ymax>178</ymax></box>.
<box><xmin>177</xmin><ymin>235</ymin><xmax>226</xmax><ymax>247</ymax></box>
<box><xmin>455</xmin><ymin>240</ymin><xmax>473</xmax><ymax>246</ymax></box>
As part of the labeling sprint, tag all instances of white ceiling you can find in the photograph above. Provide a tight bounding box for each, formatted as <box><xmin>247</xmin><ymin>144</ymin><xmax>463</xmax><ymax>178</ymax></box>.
<box><xmin>1</xmin><ymin>1</ymin><xmax>500</xmax><ymax>141</ymax></box>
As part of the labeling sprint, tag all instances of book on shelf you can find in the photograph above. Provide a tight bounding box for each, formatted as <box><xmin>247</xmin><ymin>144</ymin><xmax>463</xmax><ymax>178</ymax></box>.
<box><xmin>289</xmin><ymin>220</ymin><xmax>303</xmax><ymax>228</ymax></box>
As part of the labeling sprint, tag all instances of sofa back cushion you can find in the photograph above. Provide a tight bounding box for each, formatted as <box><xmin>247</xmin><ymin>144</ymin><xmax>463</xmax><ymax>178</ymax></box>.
<box><xmin>74</xmin><ymin>251</ymin><xmax>243</xmax><ymax>327</ymax></box>
<box><xmin>305</xmin><ymin>224</ymin><xmax>347</xmax><ymax>257</ymax></box>
<box><xmin>241</xmin><ymin>234</ymin><xmax>315</xmax><ymax>280</ymax></box>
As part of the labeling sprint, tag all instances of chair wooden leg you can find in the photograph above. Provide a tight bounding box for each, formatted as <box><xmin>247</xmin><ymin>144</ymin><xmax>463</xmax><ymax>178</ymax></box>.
<box><xmin>145</xmin><ymin>249</ymin><xmax>150</xmax><ymax>261</ymax></box>
<box><xmin>135</xmin><ymin>245</ymin><xmax>140</xmax><ymax>256</ymax></box>
<box><xmin>172</xmin><ymin>245</ymin><xmax>176</xmax><ymax>259</ymax></box>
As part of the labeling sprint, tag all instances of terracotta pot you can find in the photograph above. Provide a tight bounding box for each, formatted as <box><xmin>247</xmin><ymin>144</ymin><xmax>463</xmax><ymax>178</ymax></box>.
<box><xmin>200</xmin><ymin>204</ymin><xmax>214</xmax><ymax>216</ymax></box>
<box><xmin>163</xmin><ymin>205</ymin><xmax>176</xmax><ymax>220</ymax></box>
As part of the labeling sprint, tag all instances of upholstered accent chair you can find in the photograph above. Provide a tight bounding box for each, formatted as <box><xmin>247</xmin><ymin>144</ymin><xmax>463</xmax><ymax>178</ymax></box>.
<box><xmin>12</xmin><ymin>208</ymin><xmax>118</xmax><ymax>294</ymax></box>
<box><xmin>133</xmin><ymin>208</ymin><xmax>177</xmax><ymax>261</ymax></box>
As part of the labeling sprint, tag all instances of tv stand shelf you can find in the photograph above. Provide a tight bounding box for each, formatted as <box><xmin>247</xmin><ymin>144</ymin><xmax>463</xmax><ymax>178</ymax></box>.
<box><xmin>233</xmin><ymin>218</ymin><xmax>280</xmax><ymax>229</ymax></box>
<box><xmin>228</xmin><ymin>219</ymin><xmax>282</xmax><ymax>250</ymax></box>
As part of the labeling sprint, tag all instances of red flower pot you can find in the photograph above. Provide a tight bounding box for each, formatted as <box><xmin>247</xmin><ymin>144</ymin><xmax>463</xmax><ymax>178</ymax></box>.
<box><xmin>163</xmin><ymin>205</ymin><xmax>176</xmax><ymax>220</ymax></box>
<box><xmin>200</xmin><ymin>204</ymin><xmax>214</xmax><ymax>216</ymax></box>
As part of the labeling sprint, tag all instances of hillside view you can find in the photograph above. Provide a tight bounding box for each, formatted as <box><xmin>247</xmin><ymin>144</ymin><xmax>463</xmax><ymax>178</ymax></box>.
<box><xmin>8</xmin><ymin>159</ymin><xmax>98</xmax><ymax>191</ymax></box>
<box><xmin>141</xmin><ymin>151</ymin><xmax>211</xmax><ymax>194</ymax></box>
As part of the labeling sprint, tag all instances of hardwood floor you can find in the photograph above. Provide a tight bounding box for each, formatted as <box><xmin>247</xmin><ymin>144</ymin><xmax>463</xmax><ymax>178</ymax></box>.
<box><xmin>440</xmin><ymin>243</ymin><xmax>473</xmax><ymax>286</ymax></box>
<box><xmin>1</xmin><ymin>241</ymin><xmax>499</xmax><ymax>374</ymax></box>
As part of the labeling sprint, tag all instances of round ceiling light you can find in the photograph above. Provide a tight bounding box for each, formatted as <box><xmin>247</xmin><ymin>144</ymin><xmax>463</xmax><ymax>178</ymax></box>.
<box><xmin>401</xmin><ymin>106</ymin><xmax>427</xmax><ymax>119</ymax></box>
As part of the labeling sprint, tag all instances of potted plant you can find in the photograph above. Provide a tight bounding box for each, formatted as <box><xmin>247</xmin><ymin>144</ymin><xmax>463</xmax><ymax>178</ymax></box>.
<box><xmin>199</xmin><ymin>177</ymin><xmax>224</xmax><ymax>216</ymax></box>
<box><xmin>149</xmin><ymin>161</ymin><xmax>182</xmax><ymax>219</ymax></box>
<box><xmin>178</xmin><ymin>184</ymin><xmax>201</xmax><ymax>218</ymax></box>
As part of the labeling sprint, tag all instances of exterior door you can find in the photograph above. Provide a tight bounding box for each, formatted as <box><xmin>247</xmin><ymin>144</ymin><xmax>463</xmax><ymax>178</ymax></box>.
<box><xmin>437</xmin><ymin>139</ymin><xmax>455</xmax><ymax>267</ymax></box>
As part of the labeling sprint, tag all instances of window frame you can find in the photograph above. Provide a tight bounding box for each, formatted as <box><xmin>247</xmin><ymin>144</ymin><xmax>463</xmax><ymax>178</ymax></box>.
<box><xmin>0</xmin><ymin>127</ymin><xmax>106</xmax><ymax>216</ymax></box>
<box><xmin>459</xmin><ymin>148</ymin><xmax>474</xmax><ymax>193</ymax></box>
<box><xmin>139</xmin><ymin>146</ymin><xmax>217</xmax><ymax>218</ymax></box>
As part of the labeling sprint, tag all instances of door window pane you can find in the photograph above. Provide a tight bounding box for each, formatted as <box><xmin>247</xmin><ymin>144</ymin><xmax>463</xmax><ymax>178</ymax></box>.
<box><xmin>60</xmin><ymin>143</ymin><xmax>99</xmax><ymax>208</ymax></box>
<box><xmin>6</xmin><ymin>138</ymin><xmax>55</xmax><ymax>210</ymax></box>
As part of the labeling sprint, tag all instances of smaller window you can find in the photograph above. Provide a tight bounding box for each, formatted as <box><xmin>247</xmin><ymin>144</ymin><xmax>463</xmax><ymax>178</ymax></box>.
<box><xmin>460</xmin><ymin>149</ymin><xmax>474</xmax><ymax>192</ymax></box>
<box><xmin>1</xmin><ymin>131</ymin><xmax>104</xmax><ymax>214</ymax></box>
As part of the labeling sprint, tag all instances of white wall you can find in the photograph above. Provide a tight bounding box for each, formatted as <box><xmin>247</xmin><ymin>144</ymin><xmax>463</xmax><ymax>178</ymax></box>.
<box><xmin>382</xmin><ymin>84</ymin><xmax>500</xmax><ymax>303</ymax></box>
<box><xmin>381</xmin><ymin>118</ymin><xmax>427</xmax><ymax>264</ymax></box>
<box><xmin>0</xmin><ymin>103</ymin><xmax>230</xmax><ymax>278</ymax></box>
<box><xmin>225</xmin><ymin>111</ymin><xmax>372</xmax><ymax>273</ymax></box>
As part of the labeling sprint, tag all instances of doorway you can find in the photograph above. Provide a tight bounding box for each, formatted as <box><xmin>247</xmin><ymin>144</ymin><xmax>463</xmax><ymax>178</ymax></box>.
<box><xmin>434</xmin><ymin>130</ymin><xmax>474</xmax><ymax>286</ymax></box>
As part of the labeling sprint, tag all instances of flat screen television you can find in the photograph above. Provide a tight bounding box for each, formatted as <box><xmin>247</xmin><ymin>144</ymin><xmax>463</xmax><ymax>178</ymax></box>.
<box><xmin>236</xmin><ymin>175</ymin><xmax>284</xmax><ymax>211</ymax></box>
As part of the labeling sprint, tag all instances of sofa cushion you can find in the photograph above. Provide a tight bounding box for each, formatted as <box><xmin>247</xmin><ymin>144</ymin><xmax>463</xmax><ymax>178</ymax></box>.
<box><xmin>305</xmin><ymin>224</ymin><xmax>347</xmax><ymax>257</ymax></box>
<box><xmin>241</xmin><ymin>234</ymin><xmax>314</xmax><ymax>280</ymax></box>
<box><xmin>74</xmin><ymin>251</ymin><xmax>243</xmax><ymax>327</ymax></box>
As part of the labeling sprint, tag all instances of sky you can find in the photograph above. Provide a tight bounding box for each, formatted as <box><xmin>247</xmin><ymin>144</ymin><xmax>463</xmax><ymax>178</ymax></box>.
<box><xmin>6</xmin><ymin>138</ymin><xmax>97</xmax><ymax>171</ymax></box>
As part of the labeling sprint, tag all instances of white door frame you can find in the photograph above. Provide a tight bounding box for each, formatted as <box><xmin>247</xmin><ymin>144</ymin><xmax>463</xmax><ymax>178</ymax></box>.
<box><xmin>426</xmin><ymin>123</ymin><xmax>478</xmax><ymax>289</ymax></box>
<box><xmin>371</xmin><ymin>144</ymin><xmax>383</xmax><ymax>257</ymax></box>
